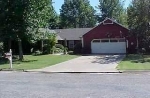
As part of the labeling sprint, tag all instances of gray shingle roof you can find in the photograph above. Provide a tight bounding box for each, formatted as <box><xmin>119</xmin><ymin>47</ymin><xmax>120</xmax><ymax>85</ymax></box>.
<box><xmin>54</xmin><ymin>28</ymin><xmax>92</xmax><ymax>40</ymax></box>
<box><xmin>39</xmin><ymin>28</ymin><xmax>92</xmax><ymax>40</ymax></box>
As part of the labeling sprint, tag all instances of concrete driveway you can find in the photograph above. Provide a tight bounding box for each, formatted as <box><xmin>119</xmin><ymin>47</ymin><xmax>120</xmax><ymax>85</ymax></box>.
<box><xmin>31</xmin><ymin>55</ymin><xmax>125</xmax><ymax>73</ymax></box>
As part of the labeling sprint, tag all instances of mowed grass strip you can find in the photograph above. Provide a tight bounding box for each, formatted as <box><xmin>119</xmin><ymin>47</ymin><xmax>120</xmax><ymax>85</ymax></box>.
<box><xmin>0</xmin><ymin>55</ymin><xmax>79</xmax><ymax>70</ymax></box>
<box><xmin>117</xmin><ymin>54</ymin><xmax>150</xmax><ymax>70</ymax></box>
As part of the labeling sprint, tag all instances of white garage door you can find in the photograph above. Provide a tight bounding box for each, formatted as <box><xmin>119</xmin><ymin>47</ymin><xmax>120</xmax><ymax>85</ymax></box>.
<box><xmin>91</xmin><ymin>39</ymin><xmax>126</xmax><ymax>54</ymax></box>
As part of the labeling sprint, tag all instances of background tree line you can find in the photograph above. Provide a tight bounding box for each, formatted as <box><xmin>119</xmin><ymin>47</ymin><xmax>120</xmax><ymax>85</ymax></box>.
<box><xmin>56</xmin><ymin>0</ymin><xmax>128</xmax><ymax>29</ymax></box>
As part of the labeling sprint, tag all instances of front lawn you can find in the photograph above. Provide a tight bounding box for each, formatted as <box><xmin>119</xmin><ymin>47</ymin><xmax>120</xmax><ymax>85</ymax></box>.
<box><xmin>117</xmin><ymin>54</ymin><xmax>150</xmax><ymax>70</ymax></box>
<box><xmin>0</xmin><ymin>55</ymin><xmax>79</xmax><ymax>70</ymax></box>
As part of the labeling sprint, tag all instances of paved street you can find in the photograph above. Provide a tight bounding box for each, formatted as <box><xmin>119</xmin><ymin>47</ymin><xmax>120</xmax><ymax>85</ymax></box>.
<box><xmin>0</xmin><ymin>72</ymin><xmax>150</xmax><ymax>98</ymax></box>
<box><xmin>30</xmin><ymin>55</ymin><xmax>125</xmax><ymax>72</ymax></box>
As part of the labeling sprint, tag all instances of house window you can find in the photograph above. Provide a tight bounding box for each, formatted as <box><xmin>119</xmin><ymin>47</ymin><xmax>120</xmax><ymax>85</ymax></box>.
<box><xmin>69</xmin><ymin>40</ymin><xmax>74</xmax><ymax>49</ymax></box>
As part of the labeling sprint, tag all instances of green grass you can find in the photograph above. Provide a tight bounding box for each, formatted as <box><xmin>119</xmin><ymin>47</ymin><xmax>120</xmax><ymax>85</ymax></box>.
<box><xmin>117</xmin><ymin>54</ymin><xmax>150</xmax><ymax>70</ymax></box>
<box><xmin>0</xmin><ymin>55</ymin><xmax>79</xmax><ymax>70</ymax></box>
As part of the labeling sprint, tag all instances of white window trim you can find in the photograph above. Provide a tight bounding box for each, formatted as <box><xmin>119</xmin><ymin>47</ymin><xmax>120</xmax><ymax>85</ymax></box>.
<box><xmin>91</xmin><ymin>38</ymin><xmax>125</xmax><ymax>43</ymax></box>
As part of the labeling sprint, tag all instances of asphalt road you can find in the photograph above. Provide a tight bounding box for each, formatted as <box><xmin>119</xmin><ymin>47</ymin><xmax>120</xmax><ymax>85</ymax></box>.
<box><xmin>0</xmin><ymin>72</ymin><xmax>150</xmax><ymax>98</ymax></box>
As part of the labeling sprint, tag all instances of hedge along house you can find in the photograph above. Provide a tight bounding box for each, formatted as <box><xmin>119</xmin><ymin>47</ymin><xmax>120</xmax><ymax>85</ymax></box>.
<box><xmin>82</xmin><ymin>18</ymin><xmax>137</xmax><ymax>54</ymax></box>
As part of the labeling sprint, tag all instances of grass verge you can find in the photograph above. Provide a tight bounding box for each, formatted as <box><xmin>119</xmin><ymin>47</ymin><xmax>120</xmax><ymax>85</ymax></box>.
<box><xmin>117</xmin><ymin>54</ymin><xmax>150</xmax><ymax>70</ymax></box>
<box><xmin>0</xmin><ymin>55</ymin><xmax>79</xmax><ymax>70</ymax></box>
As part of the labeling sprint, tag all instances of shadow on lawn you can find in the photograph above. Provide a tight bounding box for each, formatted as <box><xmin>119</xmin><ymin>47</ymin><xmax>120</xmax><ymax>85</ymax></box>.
<box><xmin>0</xmin><ymin>57</ymin><xmax>38</xmax><ymax>65</ymax></box>
<box><xmin>0</xmin><ymin>58</ymin><xmax>8</xmax><ymax>65</ymax></box>
<box><xmin>21</xmin><ymin>60</ymin><xmax>38</xmax><ymax>63</ymax></box>
<box><xmin>12</xmin><ymin>60</ymin><xmax>38</xmax><ymax>64</ymax></box>
<box><xmin>123</xmin><ymin>54</ymin><xmax>150</xmax><ymax>63</ymax></box>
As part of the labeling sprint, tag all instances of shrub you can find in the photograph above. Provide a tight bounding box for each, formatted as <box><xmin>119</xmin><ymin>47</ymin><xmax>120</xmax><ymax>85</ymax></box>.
<box><xmin>32</xmin><ymin>50</ymin><xmax>42</xmax><ymax>56</ymax></box>
<box><xmin>68</xmin><ymin>51</ymin><xmax>73</xmax><ymax>55</ymax></box>
<box><xmin>64</xmin><ymin>47</ymin><xmax>68</xmax><ymax>54</ymax></box>
<box><xmin>0</xmin><ymin>42</ymin><xmax>4</xmax><ymax>52</ymax></box>
<box><xmin>42</xmin><ymin>33</ymin><xmax>57</xmax><ymax>54</ymax></box>
<box><xmin>55</xmin><ymin>44</ymin><xmax>64</xmax><ymax>50</ymax></box>
<box><xmin>55</xmin><ymin>48</ymin><xmax>64</xmax><ymax>53</ymax></box>
<box><xmin>51</xmin><ymin>46</ymin><xmax>64</xmax><ymax>54</ymax></box>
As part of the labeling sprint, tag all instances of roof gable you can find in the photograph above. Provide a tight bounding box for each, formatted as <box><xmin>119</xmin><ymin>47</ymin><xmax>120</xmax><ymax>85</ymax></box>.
<box><xmin>102</xmin><ymin>18</ymin><xmax>129</xmax><ymax>30</ymax></box>
<box><xmin>103</xmin><ymin>19</ymin><xmax>113</xmax><ymax>25</ymax></box>
<box><xmin>83</xmin><ymin>18</ymin><xmax>129</xmax><ymax>37</ymax></box>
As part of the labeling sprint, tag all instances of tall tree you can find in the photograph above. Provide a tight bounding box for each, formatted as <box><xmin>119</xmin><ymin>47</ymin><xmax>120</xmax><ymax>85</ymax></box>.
<box><xmin>97</xmin><ymin>0</ymin><xmax>126</xmax><ymax>25</ymax></box>
<box><xmin>0</xmin><ymin>0</ymin><xmax>28</xmax><ymax>60</ymax></box>
<box><xmin>60</xmin><ymin>0</ymin><xmax>96</xmax><ymax>28</ymax></box>
<box><xmin>49</xmin><ymin>14</ymin><xmax>60</xmax><ymax>29</ymax></box>
<box><xmin>127</xmin><ymin>0</ymin><xmax>150</xmax><ymax>50</ymax></box>
<box><xmin>0</xmin><ymin>0</ymin><xmax>54</xmax><ymax>60</ymax></box>
<box><xmin>26</xmin><ymin>0</ymin><xmax>54</xmax><ymax>41</ymax></box>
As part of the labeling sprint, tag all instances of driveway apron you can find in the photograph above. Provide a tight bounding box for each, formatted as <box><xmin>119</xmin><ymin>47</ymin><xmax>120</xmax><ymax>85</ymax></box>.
<box><xmin>31</xmin><ymin>55</ymin><xmax>125</xmax><ymax>73</ymax></box>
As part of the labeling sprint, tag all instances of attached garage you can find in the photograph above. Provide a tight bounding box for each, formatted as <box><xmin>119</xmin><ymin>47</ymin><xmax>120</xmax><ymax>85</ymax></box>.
<box><xmin>82</xmin><ymin>18</ymin><xmax>137</xmax><ymax>54</ymax></box>
<box><xmin>91</xmin><ymin>38</ymin><xmax>126</xmax><ymax>54</ymax></box>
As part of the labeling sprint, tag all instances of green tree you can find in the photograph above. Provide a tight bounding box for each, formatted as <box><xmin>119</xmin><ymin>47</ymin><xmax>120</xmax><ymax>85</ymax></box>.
<box><xmin>49</xmin><ymin>14</ymin><xmax>60</xmax><ymax>29</ymax></box>
<box><xmin>127</xmin><ymin>0</ymin><xmax>150</xmax><ymax>50</ymax></box>
<box><xmin>39</xmin><ymin>30</ymin><xmax>57</xmax><ymax>54</ymax></box>
<box><xmin>0</xmin><ymin>0</ymin><xmax>28</xmax><ymax>60</ymax></box>
<box><xmin>26</xmin><ymin>0</ymin><xmax>54</xmax><ymax>41</ymax></box>
<box><xmin>60</xmin><ymin>0</ymin><xmax>96</xmax><ymax>28</ymax></box>
<box><xmin>97</xmin><ymin>0</ymin><xmax>126</xmax><ymax>25</ymax></box>
<box><xmin>0</xmin><ymin>0</ymin><xmax>55</xmax><ymax>60</ymax></box>
<box><xmin>26</xmin><ymin>0</ymin><xmax>57</xmax><ymax>54</ymax></box>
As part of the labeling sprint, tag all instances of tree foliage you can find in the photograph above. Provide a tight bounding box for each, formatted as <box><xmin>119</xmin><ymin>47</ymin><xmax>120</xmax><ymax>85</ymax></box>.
<box><xmin>0</xmin><ymin>0</ymin><xmax>55</xmax><ymax>60</ymax></box>
<box><xmin>0</xmin><ymin>0</ymin><xmax>27</xmax><ymax>41</ymax></box>
<box><xmin>97</xmin><ymin>0</ymin><xmax>127</xmax><ymax>25</ymax></box>
<box><xmin>44</xmin><ymin>33</ymin><xmax>57</xmax><ymax>54</ymax></box>
<box><xmin>26</xmin><ymin>0</ymin><xmax>55</xmax><ymax>42</ymax></box>
<box><xmin>60</xmin><ymin>0</ymin><xmax>96</xmax><ymax>28</ymax></box>
<box><xmin>127</xmin><ymin>0</ymin><xmax>150</xmax><ymax>49</ymax></box>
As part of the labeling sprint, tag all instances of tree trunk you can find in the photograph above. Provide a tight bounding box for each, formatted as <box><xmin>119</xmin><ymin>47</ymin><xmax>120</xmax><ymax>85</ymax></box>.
<box><xmin>41</xmin><ymin>40</ymin><xmax>43</xmax><ymax>53</ymax></box>
<box><xmin>8</xmin><ymin>39</ymin><xmax>12</xmax><ymax>50</ymax></box>
<box><xmin>18</xmin><ymin>38</ymin><xmax>23</xmax><ymax>61</ymax></box>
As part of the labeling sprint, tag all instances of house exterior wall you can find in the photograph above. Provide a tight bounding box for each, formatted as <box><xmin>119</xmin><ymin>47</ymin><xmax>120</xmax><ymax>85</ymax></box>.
<box><xmin>58</xmin><ymin>40</ymin><xmax>81</xmax><ymax>50</ymax></box>
<box><xmin>83</xmin><ymin>22</ymin><xmax>137</xmax><ymax>54</ymax></box>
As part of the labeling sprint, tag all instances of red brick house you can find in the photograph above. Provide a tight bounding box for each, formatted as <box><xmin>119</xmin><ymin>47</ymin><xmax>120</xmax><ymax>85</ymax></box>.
<box><xmin>82</xmin><ymin>18</ymin><xmax>137</xmax><ymax>54</ymax></box>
